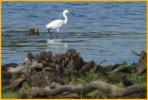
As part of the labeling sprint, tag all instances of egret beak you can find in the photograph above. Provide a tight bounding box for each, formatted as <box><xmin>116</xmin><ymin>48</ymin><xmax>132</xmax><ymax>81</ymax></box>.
<box><xmin>70</xmin><ymin>12</ymin><xmax>76</xmax><ymax>16</ymax></box>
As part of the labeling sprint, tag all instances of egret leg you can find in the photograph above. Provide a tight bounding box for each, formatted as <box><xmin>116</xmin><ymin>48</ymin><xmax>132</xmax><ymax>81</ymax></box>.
<box><xmin>48</xmin><ymin>29</ymin><xmax>54</xmax><ymax>38</ymax></box>
<box><xmin>56</xmin><ymin>29</ymin><xmax>59</xmax><ymax>39</ymax></box>
<box><xmin>48</xmin><ymin>29</ymin><xmax>50</xmax><ymax>33</ymax></box>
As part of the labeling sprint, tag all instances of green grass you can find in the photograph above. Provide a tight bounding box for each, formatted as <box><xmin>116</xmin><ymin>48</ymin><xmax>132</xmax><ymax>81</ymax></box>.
<box><xmin>22</xmin><ymin>82</ymin><xmax>30</xmax><ymax>89</ymax></box>
<box><xmin>2</xmin><ymin>91</ymin><xmax>18</xmax><ymax>98</ymax></box>
<box><xmin>114</xmin><ymin>82</ymin><xmax>124</xmax><ymax>88</ymax></box>
<box><xmin>128</xmin><ymin>73</ymin><xmax>146</xmax><ymax>85</ymax></box>
<box><xmin>62</xmin><ymin>72</ymin><xmax>102</xmax><ymax>84</ymax></box>
<box><xmin>2</xmin><ymin>82</ymin><xmax>30</xmax><ymax>98</ymax></box>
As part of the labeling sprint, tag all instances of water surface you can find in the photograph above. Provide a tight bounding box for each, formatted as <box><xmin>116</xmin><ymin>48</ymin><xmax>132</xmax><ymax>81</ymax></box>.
<box><xmin>2</xmin><ymin>2</ymin><xmax>146</xmax><ymax>65</ymax></box>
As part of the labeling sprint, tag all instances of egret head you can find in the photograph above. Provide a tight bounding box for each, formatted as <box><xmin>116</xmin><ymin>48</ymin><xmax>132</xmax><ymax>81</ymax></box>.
<box><xmin>63</xmin><ymin>9</ymin><xmax>69</xmax><ymax>14</ymax></box>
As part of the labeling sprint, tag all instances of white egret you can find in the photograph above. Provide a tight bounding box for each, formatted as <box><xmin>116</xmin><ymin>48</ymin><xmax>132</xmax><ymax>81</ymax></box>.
<box><xmin>46</xmin><ymin>10</ymin><xmax>70</xmax><ymax>38</ymax></box>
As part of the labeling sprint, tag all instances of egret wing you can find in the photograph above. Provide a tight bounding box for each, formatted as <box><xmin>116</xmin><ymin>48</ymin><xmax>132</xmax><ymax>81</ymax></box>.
<box><xmin>46</xmin><ymin>19</ymin><xmax>64</xmax><ymax>29</ymax></box>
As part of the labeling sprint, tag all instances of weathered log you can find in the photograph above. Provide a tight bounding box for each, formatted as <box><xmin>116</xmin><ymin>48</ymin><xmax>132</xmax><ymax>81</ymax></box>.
<box><xmin>18</xmin><ymin>87</ymin><xmax>49</xmax><ymax>98</ymax></box>
<box><xmin>27</xmin><ymin>27</ymin><xmax>39</xmax><ymax>35</ymax></box>
<box><xmin>3</xmin><ymin>49</ymin><xmax>146</xmax><ymax>99</ymax></box>
<box><xmin>55</xmin><ymin>93</ymin><xmax>80</xmax><ymax>98</ymax></box>
<box><xmin>79</xmin><ymin>61</ymin><xmax>96</xmax><ymax>74</ymax></box>
<box><xmin>131</xmin><ymin>50</ymin><xmax>141</xmax><ymax>56</ymax></box>
<box><xmin>116</xmin><ymin>84</ymin><xmax>146</xmax><ymax>98</ymax></box>
<box><xmin>2</xmin><ymin>63</ymin><xmax>18</xmax><ymax>71</ymax></box>
<box><xmin>2</xmin><ymin>63</ymin><xmax>18</xmax><ymax>84</ymax></box>
<box><xmin>5</xmin><ymin>49</ymin><xmax>103</xmax><ymax>77</ymax></box>
<box><xmin>18</xmin><ymin>80</ymin><xmax>146</xmax><ymax>98</ymax></box>
<box><xmin>7</xmin><ymin>54</ymin><xmax>43</xmax><ymax>75</ymax></box>
<box><xmin>131</xmin><ymin>50</ymin><xmax>146</xmax><ymax>74</ymax></box>
<box><xmin>27</xmin><ymin>52</ymin><xmax>35</xmax><ymax>62</ymax></box>
<box><xmin>5</xmin><ymin>75</ymin><xmax>26</xmax><ymax>91</ymax></box>
<box><xmin>26</xmin><ymin>70</ymin><xmax>48</xmax><ymax>87</ymax></box>
<box><xmin>136</xmin><ymin>50</ymin><xmax>146</xmax><ymax>74</ymax></box>
<box><xmin>7</xmin><ymin>55</ymin><xmax>32</xmax><ymax>74</ymax></box>
<box><xmin>111</xmin><ymin>61</ymin><xmax>135</xmax><ymax>74</ymax></box>
<box><xmin>49</xmin><ymin>76</ymin><xmax>65</xmax><ymax>85</ymax></box>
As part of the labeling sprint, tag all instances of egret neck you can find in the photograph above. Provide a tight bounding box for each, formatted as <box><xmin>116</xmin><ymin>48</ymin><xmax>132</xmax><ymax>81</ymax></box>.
<box><xmin>63</xmin><ymin>12</ymin><xmax>68</xmax><ymax>24</ymax></box>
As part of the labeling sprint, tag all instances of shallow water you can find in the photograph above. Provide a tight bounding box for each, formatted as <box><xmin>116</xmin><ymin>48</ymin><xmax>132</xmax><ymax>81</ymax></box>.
<box><xmin>2</xmin><ymin>2</ymin><xmax>146</xmax><ymax>65</ymax></box>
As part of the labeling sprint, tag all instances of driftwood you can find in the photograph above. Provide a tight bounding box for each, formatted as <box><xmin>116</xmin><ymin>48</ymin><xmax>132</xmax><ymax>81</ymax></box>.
<box><xmin>26</xmin><ymin>70</ymin><xmax>48</xmax><ymax>87</ymax></box>
<box><xmin>18</xmin><ymin>80</ymin><xmax>146</xmax><ymax>98</ymax></box>
<box><xmin>27</xmin><ymin>27</ymin><xmax>39</xmax><ymax>35</ymax></box>
<box><xmin>111</xmin><ymin>50</ymin><xmax>147</xmax><ymax>74</ymax></box>
<box><xmin>5</xmin><ymin>75</ymin><xmax>26</xmax><ymax>91</ymax></box>
<box><xmin>5</xmin><ymin>49</ymin><xmax>94</xmax><ymax>77</ymax></box>
<box><xmin>79</xmin><ymin>61</ymin><xmax>96</xmax><ymax>74</ymax></box>
<box><xmin>7</xmin><ymin>53</ymin><xmax>43</xmax><ymax>75</ymax></box>
<box><xmin>136</xmin><ymin>50</ymin><xmax>146</xmax><ymax>74</ymax></box>
<box><xmin>2</xmin><ymin>49</ymin><xmax>146</xmax><ymax>98</ymax></box>
<box><xmin>2</xmin><ymin>63</ymin><xmax>18</xmax><ymax>84</ymax></box>
<box><xmin>5</xmin><ymin>70</ymin><xmax>49</xmax><ymax>92</ymax></box>
<box><xmin>132</xmin><ymin>50</ymin><xmax>146</xmax><ymax>74</ymax></box>
<box><xmin>110</xmin><ymin>60</ymin><xmax>134</xmax><ymax>74</ymax></box>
